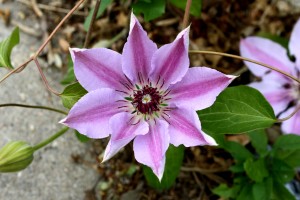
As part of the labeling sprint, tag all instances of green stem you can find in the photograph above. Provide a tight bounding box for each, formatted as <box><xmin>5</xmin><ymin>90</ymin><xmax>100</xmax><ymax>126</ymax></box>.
<box><xmin>0</xmin><ymin>103</ymin><xmax>67</xmax><ymax>115</ymax></box>
<box><xmin>33</xmin><ymin>127</ymin><xmax>69</xmax><ymax>151</ymax></box>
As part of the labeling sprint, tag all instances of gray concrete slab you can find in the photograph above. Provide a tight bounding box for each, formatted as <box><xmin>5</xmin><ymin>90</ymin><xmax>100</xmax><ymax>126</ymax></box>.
<box><xmin>0</xmin><ymin>2</ymin><xmax>99</xmax><ymax>200</ymax></box>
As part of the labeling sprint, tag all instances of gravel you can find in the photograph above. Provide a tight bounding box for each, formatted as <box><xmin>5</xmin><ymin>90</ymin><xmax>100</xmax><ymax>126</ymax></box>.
<box><xmin>0</xmin><ymin>2</ymin><xmax>99</xmax><ymax>200</ymax></box>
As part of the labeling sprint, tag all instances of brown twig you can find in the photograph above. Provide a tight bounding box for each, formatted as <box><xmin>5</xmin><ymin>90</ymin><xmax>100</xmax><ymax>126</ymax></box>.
<box><xmin>34</xmin><ymin>0</ymin><xmax>86</xmax><ymax>58</ymax></box>
<box><xmin>11</xmin><ymin>19</ymin><xmax>42</xmax><ymax>37</ymax></box>
<box><xmin>182</xmin><ymin>0</ymin><xmax>192</xmax><ymax>29</ymax></box>
<box><xmin>0</xmin><ymin>0</ymin><xmax>85</xmax><ymax>95</ymax></box>
<box><xmin>277</xmin><ymin>105</ymin><xmax>300</xmax><ymax>122</ymax></box>
<box><xmin>30</xmin><ymin>0</ymin><xmax>43</xmax><ymax>17</ymax></box>
<box><xmin>84</xmin><ymin>0</ymin><xmax>101</xmax><ymax>48</ymax></box>
<box><xmin>181</xmin><ymin>166</ymin><xmax>228</xmax><ymax>174</ymax></box>
<box><xmin>0</xmin><ymin>58</ymin><xmax>33</xmax><ymax>84</ymax></box>
<box><xmin>190</xmin><ymin>50</ymin><xmax>300</xmax><ymax>122</ymax></box>
<box><xmin>189</xmin><ymin>50</ymin><xmax>300</xmax><ymax>84</ymax></box>
<box><xmin>33</xmin><ymin>58</ymin><xmax>61</xmax><ymax>96</ymax></box>
<box><xmin>17</xmin><ymin>0</ymin><xmax>87</xmax><ymax>16</ymax></box>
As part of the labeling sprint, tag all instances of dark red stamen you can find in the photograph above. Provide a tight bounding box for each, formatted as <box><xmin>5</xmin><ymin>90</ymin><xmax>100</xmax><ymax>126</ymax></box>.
<box><xmin>124</xmin><ymin>75</ymin><xmax>133</xmax><ymax>86</ymax></box>
<box><xmin>115</xmin><ymin>90</ymin><xmax>128</xmax><ymax>95</ymax></box>
<box><xmin>132</xmin><ymin>85</ymin><xmax>162</xmax><ymax>114</ymax></box>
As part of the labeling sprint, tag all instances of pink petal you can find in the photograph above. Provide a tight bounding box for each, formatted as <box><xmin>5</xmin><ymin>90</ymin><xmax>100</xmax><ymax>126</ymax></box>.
<box><xmin>249</xmin><ymin>72</ymin><xmax>293</xmax><ymax>115</ymax></box>
<box><xmin>168</xmin><ymin>107</ymin><xmax>217</xmax><ymax>147</ymax></box>
<box><xmin>240</xmin><ymin>37</ymin><xmax>294</xmax><ymax>77</ymax></box>
<box><xmin>281</xmin><ymin>106</ymin><xmax>300</xmax><ymax>135</ymax></box>
<box><xmin>102</xmin><ymin>112</ymin><xmax>149</xmax><ymax>162</ymax></box>
<box><xmin>60</xmin><ymin>88</ymin><xmax>122</xmax><ymax>139</ymax></box>
<box><xmin>289</xmin><ymin>18</ymin><xmax>300</xmax><ymax>68</ymax></box>
<box><xmin>71</xmin><ymin>48</ymin><xmax>128</xmax><ymax>92</ymax></box>
<box><xmin>133</xmin><ymin>120</ymin><xmax>169</xmax><ymax>181</ymax></box>
<box><xmin>169</xmin><ymin>67</ymin><xmax>235</xmax><ymax>110</ymax></box>
<box><xmin>150</xmin><ymin>26</ymin><xmax>190</xmax><ymax>88</ymax></box>
<box><xmin>122</xmin><ymin>13</ymin><xmax>157</xmax><ymax>83</ymax></box>
<box><xmin>69</xmin><ymin>47</ymin><xmax>85</xmax><ymax>61</ymax></box>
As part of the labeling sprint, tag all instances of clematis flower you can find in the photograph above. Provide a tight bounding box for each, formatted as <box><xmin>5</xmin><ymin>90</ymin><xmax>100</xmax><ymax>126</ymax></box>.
<box><xmin>240</xmin><ymin>18</ymin><xmax>300</xmax><ymax>135</ymax></box>
<box><xmin>60</xmin><ymin>13</ymin><xmax>235</xmax><ymax>180</ymax></box>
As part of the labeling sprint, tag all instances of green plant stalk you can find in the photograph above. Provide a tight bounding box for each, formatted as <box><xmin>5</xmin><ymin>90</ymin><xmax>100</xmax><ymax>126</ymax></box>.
<box><xmin>33</xmin><ymin>127</ymin><xmax>69</xmax><ymax>151</ymax></box>
<box><xmin>0</xmin><ymin>103</ymin><xmax>67</xmax><ymax>115</ymax></box>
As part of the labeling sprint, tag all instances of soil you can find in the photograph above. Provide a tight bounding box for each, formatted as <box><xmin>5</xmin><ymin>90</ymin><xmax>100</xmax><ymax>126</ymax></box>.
<box><xmin>1</xmin><ymin>0</ymin><xmax>300</xmax><ymax>199</ymax></box>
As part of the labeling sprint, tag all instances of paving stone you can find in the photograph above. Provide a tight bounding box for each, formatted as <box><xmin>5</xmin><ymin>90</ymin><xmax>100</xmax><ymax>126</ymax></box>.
<box><xmin>0</xmin><ymin>2</ymin><xmax>99</xmax><ymax>200</ymax></box>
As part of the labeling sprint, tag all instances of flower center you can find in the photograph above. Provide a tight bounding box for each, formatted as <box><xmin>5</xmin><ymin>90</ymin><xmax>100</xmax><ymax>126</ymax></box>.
<box><xmin>142</xmin><ymin>94</ymin><xmax>151</xmax><ymax>104</ymax></box>
<box><xmin>132</xmin><ymin>85</ymin><xmax>162</xmax><ymax>115</ymax></box>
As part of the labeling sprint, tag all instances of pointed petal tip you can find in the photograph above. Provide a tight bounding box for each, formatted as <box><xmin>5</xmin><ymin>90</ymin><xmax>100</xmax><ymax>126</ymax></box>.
<box><xmin>59</xmin><ymin>117</ymin><xmax>67</xmax><ymax>125</ymax></box>
<box><xmin>129</xmin><ymin>11</ymin><xmax>142</xmax><ymax>34</ymax></box>
<box><xmin>69</xmin><ymin>47</ymin><xmax>86</xmax><ymax>61</ymax></box>
<box><xmin>151</xmin><ymin>164</ymin><xmax>164</xmax><ymax>182</ymax></box>
<box><xmin>157</xmin><ymin>172</ymin><xmax>164</xmax><ymax>182</ymax></box>
<box><xmin>203</xmin><ymin>133</ymin><xmax>218</xmax><ymax>146</ymax></box>
<box><xmin>176</xmin><ymin>25</ymin><xmax>190</xmax><ymax>41</ymax></box>
<box><xmin>101</xmin><ymin>156</ymin><xmax>109</xmax><ymax>164</ymax></box>
<box><xmin>226</xmin><ymin>74</ymin><xmax>238</xmax><ymax>81</ymax></box>
<box><xmin>102</xmin><ymin>147</ymin><xmax>113</xmax><ymax>164</ymax></box>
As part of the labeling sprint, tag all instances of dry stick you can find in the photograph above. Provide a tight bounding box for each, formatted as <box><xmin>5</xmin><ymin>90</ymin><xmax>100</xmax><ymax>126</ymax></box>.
<box><xmin>277</xmin><ymin>105</ymin><xmax>300</xmax><ymax>122</ymax></box>
<box><xmin>189</xmin><ymin>50</ymin><xmax>300</xmax><ymax>122</ymax></box>
<box><xmin>34</xmin><ymin>0</ymin><xmax>86</xmax><ymax>58</ymax></box>
<box><xmin>31</xmin><ymin>0</ymin><xmax>43</xmax><ymax>17</ymax></box>
<box><xmin>33</xmin><ymin>58</ymin><xmax>61</xmax><ymax>96</ymax></box>
<box><xmin>17</xmin><ymin>0</ymin><xmax>86</xmax><ymax>16</ymax></box>
<box><xmin>0</xmin><ymin>58</ymin><xmax>33</xmax><ymax>84</ymax></box>
<box><xmin>11</xmin><ymin>19</ymin><xmax>42</xmax><ymax>37</ymax></box>
<box><xmin>182</xmin><ymin>0</ymin><xmax>192</xmax><ymax>29</ymax></box>
<box><xmin>0</xmin><ymin>0</ymin><xmax>85</xmax><ymax>93</ymax></box>
<box><xmin>0</xmin><ymin>103</ymin><xmax>67</xmax><ymax>115</ymax></box>
<box><xmin>84</xmin><ymin>0</ymin><xmax>101</xmax><ymax>48</ymax></box>
<box><xmin>189</xmin><ymin>50</ymin><xmax>300</xmax><ymax>84</ymax></box>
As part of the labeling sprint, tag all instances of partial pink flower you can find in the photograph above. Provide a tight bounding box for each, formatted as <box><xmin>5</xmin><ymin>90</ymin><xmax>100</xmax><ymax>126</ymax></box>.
<box><xmin>60</xmin><ymin>13</ymin><xmax>235</xmax><ymax>180</ymax></box>
<box><xmin>240</xmin><ymin>18</ymin><xmax>300</xmax><ymax>135</ymax></box>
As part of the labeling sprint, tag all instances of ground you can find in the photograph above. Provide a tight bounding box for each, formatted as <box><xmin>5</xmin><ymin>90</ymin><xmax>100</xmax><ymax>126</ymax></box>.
<box><xmin>0</xmin><ymin>0</ymin><xmax>300</xmax><ymax>200</ymax></box>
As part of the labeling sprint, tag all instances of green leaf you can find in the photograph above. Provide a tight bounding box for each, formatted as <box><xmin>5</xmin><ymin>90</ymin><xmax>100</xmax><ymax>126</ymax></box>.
<box><xmin>252</xmin><ymin>178</ymin><xmax>272</xmax><ymax>200</ymax></box>
<box><xmin>244</xmin><ymin>158</ymin><xmax>269</xmax><ymax>182</ymax></box>
<box><xmin>272</xmin><ymin>180</ymin><xmax>295</xmax><ymax>200</ymax></box>
<box><xmin>274</xmin><ymin>149</ymin><xmax>300</xmax><ymax>168</ymax></box>
<box><xmin>270</xmin><ymin>158</ymin><xmax>294</xmax><ymax>184</ymax></box>
<box><xmin>230</xmin><ymin>163</ymin><xmax>245</xmax><ymax>173</ymax></box>
<box><xmin>237</xmin><ymin>184</ymin><xmax>254</xmax><ymax>200</ymax></box>
<box><xmin>197</xmin><ymin>86</ymin><xmax>276</xmax><ymax>134</ymax></box>
<box><xmin>273</xmin><ymin>134</ymin><xmax>300</xmax><ymax>151</ymax></box>
<box><xmin>133</xmin><ymin>0</ymin><xmax>166</xmax><ymax>21</ymax></box>
<box><xmin>84</xmin><ymin>0</ymin><xmax>112</xmax><ymax>31</ymax></box>
<box><xmin>0</xmin><ymin>27</ymin><xmax>20</xmax><ymax>69</ymax></box>
<box><xmin>60</xmin><ymin>82</ymin><xmax>87</xmax><ymax>109</ymax></box>
<box><xmin>75</xmin><ymin>131</ymin><xmax>90</xmax><ymax>143</ymax></box>
<box><xmin>143</xmin><ymin>144</ymin><xmax>184</xmax><ymax>189</ymax></box>
<box><xmin>169</xmin><ymin>0</ymin><xmax>202</xmax><ymax>17</ymax></box>
<box><xmin>61</xmin><ymin>56</ymin><xmax>75</xmax><ymax>85</ymax></box>
<box><xmin>247</xmin><ymin>129</ymin><xmax>268</xmax><ymax>155</ymax></box>
<box><xmin>221</xmin><ymin>141</ymin><xmax>252</xmax><ymax>161</ymax></box>
<box><xmin>213</xmin><ymin>183</ymin><xmax>241</xmax><ymax>199</ymax></box>
<box><xmin>273</xmin><ymin>135</ymin><xmax>300</xmax><ymax>167</ymax></box>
